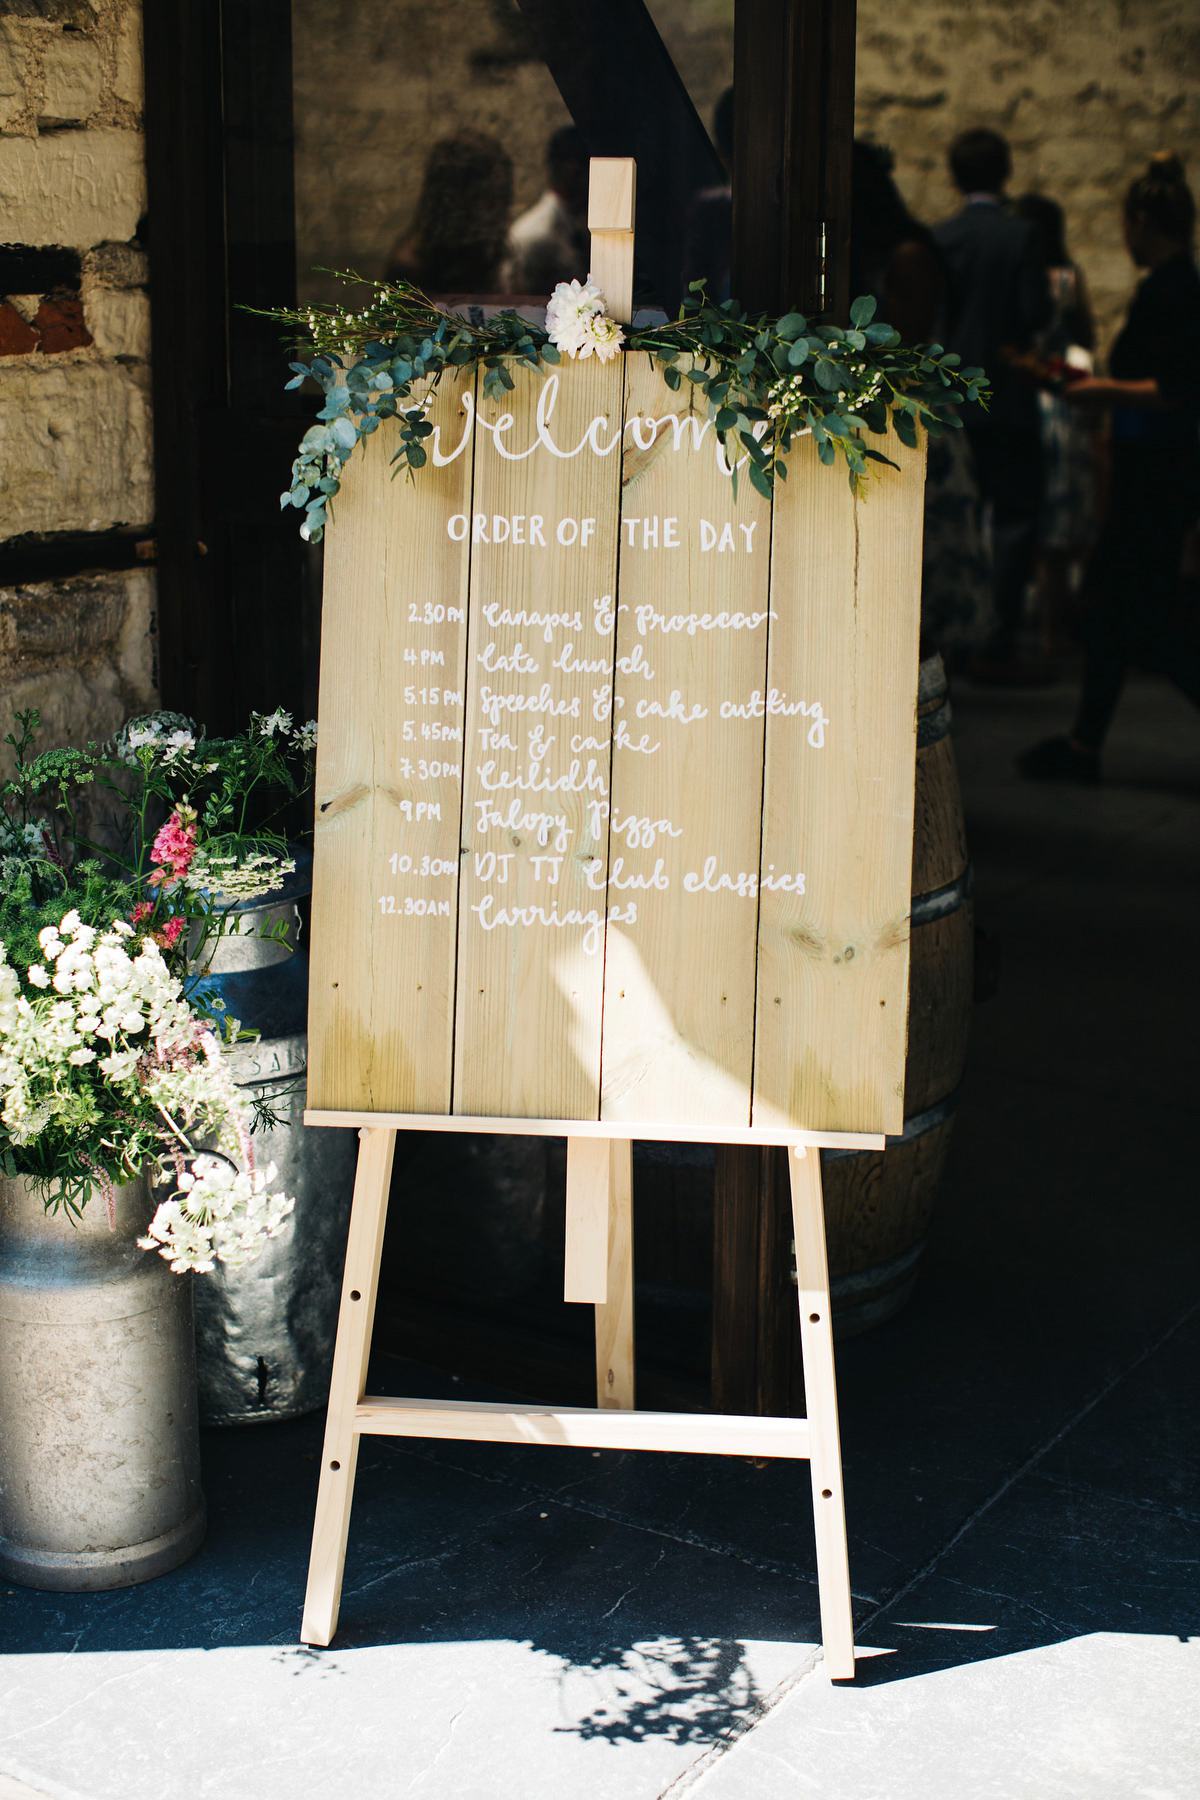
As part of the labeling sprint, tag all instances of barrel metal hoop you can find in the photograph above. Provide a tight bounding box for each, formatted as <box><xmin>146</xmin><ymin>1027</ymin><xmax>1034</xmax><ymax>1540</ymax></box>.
<box><xmin>916</xmin><ymin>698</ymin><xmax>952</xmax><ymax>747</ymax></box>
<box><xmin>792</xmin><ymin>1238</ymin><xmax>926</xmax><ymax>1295</ymax></box>
<box><xmin>830</xmin><ymin>1238</ymin><xmax>926</xmax><ymax>1299</ymax></box>
<box><xmin>821</xmin><ymin>1084</ymin><xmax>962</xmax><ymax>1161</ymax></box>
<box><xmin>910</xmin><ymin>862</ymin><xmax>974</xmax><ymax>927</ymax></box>
<box><xmin>917</xmin><ymin>653</ymin><xmax>947</xmax><ymax>708</ymax></box>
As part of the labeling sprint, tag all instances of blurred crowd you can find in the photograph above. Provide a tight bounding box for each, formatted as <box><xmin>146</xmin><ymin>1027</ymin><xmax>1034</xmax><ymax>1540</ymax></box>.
<box><xmin>385</xmin><ymin>110</ymin><xmax>1200</xmax><ymax>781</ymax></box>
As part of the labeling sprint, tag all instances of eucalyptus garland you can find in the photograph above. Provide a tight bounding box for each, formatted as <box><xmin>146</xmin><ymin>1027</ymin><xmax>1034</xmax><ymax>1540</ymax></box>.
<box><xmin>263</xmin><ymin>274</ymin><xmax>988</xmax><ymax>544</ymax></box>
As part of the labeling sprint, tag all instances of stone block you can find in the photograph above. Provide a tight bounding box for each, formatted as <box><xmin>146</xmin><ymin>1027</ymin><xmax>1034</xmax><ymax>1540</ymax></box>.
<box><xmin>39</xmin><ymin>29</ymin><xmax>103</xmax><ymax>124</ymax></box>
<box><xmin>0</xmin><ymin>572</ymin><xmax>126</xmax><ymax>673</ymax></box>
<box><xmin>0</xmin><ymin>23</ymin><xmax>26</xmax><ymax>129</ymax></box>
<box><xmin>0</xmin><ymin>128</ymin><xmax>146</xmax><ymax>251</ymax></box>
<box><xmin>83</xmin><ymin>283</ymin><xmax>148</xmax><ymax>358</ymax></box>
<box><xmin>112</xmin><ymin>3</ymin><xmax>142</xmax><ymax>108</ymax></box>
<box><xmin>0</xmin><ymin>666</ymin><xmax>124</xmax><ymax>780</ymax></box>
<box><xmin>82</xmin><ymin>241</ymin><xmax>148</xmax><ymax>289</ymax></box>
<box><xmin>0</xmin><ymin>567</ymin><xmax>158</xmax><ymax>780</ymax></box>
<box><xmin>0</xmin><ymin>360</ymin><xmax>153</xmax><ymax>537</ymax></box>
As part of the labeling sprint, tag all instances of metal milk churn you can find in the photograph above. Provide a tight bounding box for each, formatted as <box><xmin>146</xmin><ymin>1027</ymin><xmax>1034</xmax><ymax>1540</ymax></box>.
<box><xmin>0</xmin><ymin>1172</ymin><xmax>206</xmax><ymax>1590</ymax></box>
<box><xmin>191</xmin><ymin>852</ymin><xmax>358</xmax><ymax>1424</ymax></box>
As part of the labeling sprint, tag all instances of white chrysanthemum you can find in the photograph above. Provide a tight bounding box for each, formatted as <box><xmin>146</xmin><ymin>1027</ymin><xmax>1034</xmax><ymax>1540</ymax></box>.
<box><xmin>545</xmin><ymin>275</ymin><xmax>605</xmax><ymax>357</ymax></box>
<box><xmin>578</xmin><ymin>313</ymin><xmax>625</xmax><ymax>364</ymax></box>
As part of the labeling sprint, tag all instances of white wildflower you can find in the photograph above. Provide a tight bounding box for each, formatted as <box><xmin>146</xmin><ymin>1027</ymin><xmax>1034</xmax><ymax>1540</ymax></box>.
<box><xmin>26</xmin><ymin>965</ymin><xmax>50</xmax><ymax>989</ymax></box>
<box><xmin>256</xmin><ymin>708</ymin><xmax>293</xmax><ymax>739</ymax></box>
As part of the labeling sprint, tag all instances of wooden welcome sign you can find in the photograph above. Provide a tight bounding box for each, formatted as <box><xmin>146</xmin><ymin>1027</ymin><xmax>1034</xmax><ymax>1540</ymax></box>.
<box><xmin>300</xmin><ymin>162</ymin><xmax>925</xmax><ymax>1679</ymax></box>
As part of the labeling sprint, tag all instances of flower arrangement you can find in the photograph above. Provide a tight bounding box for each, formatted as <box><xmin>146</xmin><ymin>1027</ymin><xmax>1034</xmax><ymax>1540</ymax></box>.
<box><xmin>257</xmin><ymin>272</ymin><xmax>987</xmax><ymax>543</ymax></box>
<box><xmin>0</xmin><ymin>705</ymin><xmax>317</xmax><ymax>1272</ymax></box>
<box><xmin>545</xmin><ymin>276</ymin><xmax>625</xmax><ymax>363</ymax></box>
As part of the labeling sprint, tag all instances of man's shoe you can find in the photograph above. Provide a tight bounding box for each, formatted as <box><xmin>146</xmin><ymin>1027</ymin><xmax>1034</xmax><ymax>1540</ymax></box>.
<box><xmin>1016</xmin><ymin>736</ymin><xmax>1100</xmax><ymax>783</ymax></box>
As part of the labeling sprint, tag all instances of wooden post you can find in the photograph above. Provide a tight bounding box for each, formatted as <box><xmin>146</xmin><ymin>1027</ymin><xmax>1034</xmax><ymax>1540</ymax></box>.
<box><xmin>588</xmin><ymin>156</ymin><xmax>636</xmax><ymax>322</ymax></box>
<box><xmin>564</xmin><ymin>1137</ymin><xmax>612</xmax><ymax>1304</ymax></box>
<box><xmin>595</xmin><ymin>1139</ymin><xmax>634</xmax><ymax>1410</ymax></box>
<box><xmin>789</xmin><ymin>1144</ymin><xmax>855</xmax><ymax>1679</ymax></box>
<box><xmin>716</xmin><ymin>0</ymin><xmax>859</xmax><ymax>1420</ymax></box>
<box><xmin>732</xmin><ymin>0</ymin><xmax>857</xmax><ymax>319</ymax></box>
<box><xmin>565</xmin><ymin>1137</ymin><xmax>635</xmax><ymax>1410</ymax></box>
<box><xmin>300</xmin><ymin>1127</ymin><xmax>396</xmax><ymax>1648</ymax></box>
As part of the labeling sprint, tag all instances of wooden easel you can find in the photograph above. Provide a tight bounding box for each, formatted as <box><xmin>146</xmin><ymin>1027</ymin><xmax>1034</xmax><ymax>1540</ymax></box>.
<box><xmin>296</xmin><ymin>159</ymin><xmax>916</xmax><ymax>1680</ymax></box>
<box><xmin>300</xmin><ymin>1114</ymin><xmax>862</xmax><ymax>1680</ymax></box>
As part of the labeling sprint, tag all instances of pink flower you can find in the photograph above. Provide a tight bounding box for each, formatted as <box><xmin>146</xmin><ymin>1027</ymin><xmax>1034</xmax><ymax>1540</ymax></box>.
<box><xmin>131</xmin><ymin>901</ymin><xmax>153</xmax><ymax>925</ymax></box>
<box><xmin>150</xmin><ymin>808</ymin><xmax>198</xmax><ymax>881</ymax></box>
<box><xmin>157</xmin><ymin>917</ymin><xmax>185</xmax><ymax>948</ymax></box>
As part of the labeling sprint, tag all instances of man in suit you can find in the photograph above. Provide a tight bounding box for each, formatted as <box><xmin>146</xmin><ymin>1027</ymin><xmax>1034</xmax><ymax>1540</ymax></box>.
<box><xmin>934</xmin><ymin>129</ymin><xmax>1052</xmax><ymax>679</ymax></box>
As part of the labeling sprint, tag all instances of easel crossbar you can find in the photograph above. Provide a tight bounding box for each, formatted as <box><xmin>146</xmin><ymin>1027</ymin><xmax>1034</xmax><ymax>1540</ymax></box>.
<box><xmin>303</xmin><ymin>1110</ymin><xmax>885</xmax><ymax>1152</ymax></box>
<box><xmin>355</xmin><ymin>1396</ymin><xmax>811</xmax><ymax>1459</ymax></box>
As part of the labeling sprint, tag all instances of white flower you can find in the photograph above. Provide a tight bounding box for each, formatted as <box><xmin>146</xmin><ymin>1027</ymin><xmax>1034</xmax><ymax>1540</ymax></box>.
<box><xmin>26</xmin><ymin>965</ymin><xmax>50</xmax><ymax>989</ymax></box>
<box><xmin>257</xmin><ymin>708</ymin><xmax>292</xmax><ymax>738</ymax></box>
<box><xmin>59</xmin><ymin>910</ymin><xmax>81</xmax><ymax>936</ymax></box>
<box><xmin>578</xmin><ymin>312</ymin><xmax>625</xmax><ymax>364</ymax></box>
<box><xmin>546</xmin><ymin>275</ymin><xmax>606</xmax><ymax>357</ymax></box>
<box><xmin>139</xmin><ymin>1155</ymin><xmax>294</xmax><ymax>1274</ymax></box>
<box><xmin>67</xmin><ymin>1047</ymin><xmax>96</xmax><ymax>1066</ymax></box>
<box><xmin>161</xmin><ymin>730</ymin><xmax>196</xmax><ymax>762</ymax></box>
<box><xmin>38</xmin><ymin>927</ymin><xmax>62</xmax><ymax>956</ymax></box>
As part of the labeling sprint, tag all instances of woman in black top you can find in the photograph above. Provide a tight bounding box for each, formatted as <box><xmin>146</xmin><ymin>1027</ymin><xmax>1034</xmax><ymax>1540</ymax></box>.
<box><xmin>1020</xmin><ymin>153</ymin><xmax>1200</xmax><ymax>780</ymax></box>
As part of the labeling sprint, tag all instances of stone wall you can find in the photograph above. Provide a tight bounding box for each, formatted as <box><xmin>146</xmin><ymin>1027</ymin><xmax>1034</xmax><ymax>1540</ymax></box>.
<box><xmin>856</xmin><ymin>1</ymin><xmax>1200</xmax><ymax>354</ymax></box>
<box><xmin>0</xmin><ymin>0</ymin><xmax>156</xmax><ymax>777</ymax></box>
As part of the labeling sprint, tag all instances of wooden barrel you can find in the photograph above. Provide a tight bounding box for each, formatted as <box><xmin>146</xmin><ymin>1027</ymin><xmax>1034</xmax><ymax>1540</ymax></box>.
<box><xmin>818</xmin><ymin>652</ymin><xmax>972</xmax><ymax>1335</ymax></box>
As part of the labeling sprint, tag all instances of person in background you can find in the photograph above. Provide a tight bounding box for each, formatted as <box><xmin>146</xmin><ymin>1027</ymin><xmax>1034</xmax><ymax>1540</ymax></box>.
<box><xmin>500</xmin><ymin>125</ymin><xmax>590</xmax><ymax>297</ymax></box>
<box><xmin>934</xmin><ymin>128</ymin><xmax>1052</xmax><ymax>682</ymax></box>
<box><xmin>386</xmin><ymin>131</ymin><xmax>513</xmax><ymax>296</ymax></box>
<box><xmin>851</xmin><ymin>141</ymin><xmax>992</xmax><ymax>658</ymax></box>
<box><xmin>1015</xmin><ymin>192</ymin><xmax>1098</xmax><ymax>654</ymax></box>
<box><xmin>1019</xmin><ymin>152</ymin><xmax>1200</xmax><ymax>782</ymax></box>
<box><xmin>682</xmin><ymin>87</ymin><xmax>734</xmax><ymax>303</ymax></box>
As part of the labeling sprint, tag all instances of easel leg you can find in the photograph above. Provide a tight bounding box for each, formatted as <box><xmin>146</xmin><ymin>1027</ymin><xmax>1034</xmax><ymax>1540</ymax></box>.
<box><xmin>300</xmin><ymin>1126</ymin><xmax>397</xmax><ymax>1647</ymax></box>
<box><xmin>595</xmin><ymin>1138</ymin><xmax>634</xmax><ymax>1410</ymax></box>
<box><xmin>789</xmin><ymin>1144</ymin><xmax>855</xmax><ymax>1680</ymax></box>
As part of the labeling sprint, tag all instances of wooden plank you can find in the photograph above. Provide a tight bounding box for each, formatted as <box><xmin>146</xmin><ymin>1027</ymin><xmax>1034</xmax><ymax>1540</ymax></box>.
<box><xmin>588</xmin><ymin>156</ymin><xmax>636</xmax><ymax>322</ymax></box>
<box><xmin>452</xmin><ymin>358</ymin><xmax>625</xmax><ymax>1120</ymax></box>
<box><xmin>600</xmin><ymin>358</ymin><xmax>773</xmax><ymax>1128</ymax></box>
<box><xmin>304</xmin><ymin>1109</ymin><xmax>885</xmax><ymax>1152</ymax></box>
<box><xmin>594</xmin><ymin>1138</ymin><xmax>634</xmax><ymax>1409</ymax></box>
<box><xmin>564</xmin><ymin>1137</ymin><xmax>611</xmax><ymax>1304</ymax></box>
<box><xmin>355</xmin><ymin>1396</ymin><xmax>811</xmax><ymax>1460</ymax></box>
<box><xmin>753</xmin><ymin>434</ymin><xmax>925</xmax><ymax>1137</ymax></box>
<box><xmin>307</xmin><ymin>375</ymin><xmax>474</xmax><ymax>1114</ymax></box>
<box><xmin>789</xmin><ymin>1144</ymin><xmax>855</xmax><ymax>1679</ymax></box>
<box><xmin>300</xmin><ymin>1127</ymin><xmax>396</xmax><ymax>1648</ymax></box>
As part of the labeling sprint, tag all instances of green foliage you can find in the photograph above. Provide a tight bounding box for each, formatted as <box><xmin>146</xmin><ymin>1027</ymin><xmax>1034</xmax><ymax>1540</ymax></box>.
<box><xmin>258</xmin><ymin>274</ymin><xmax>989</xmax><ymax>540</ymax></box>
